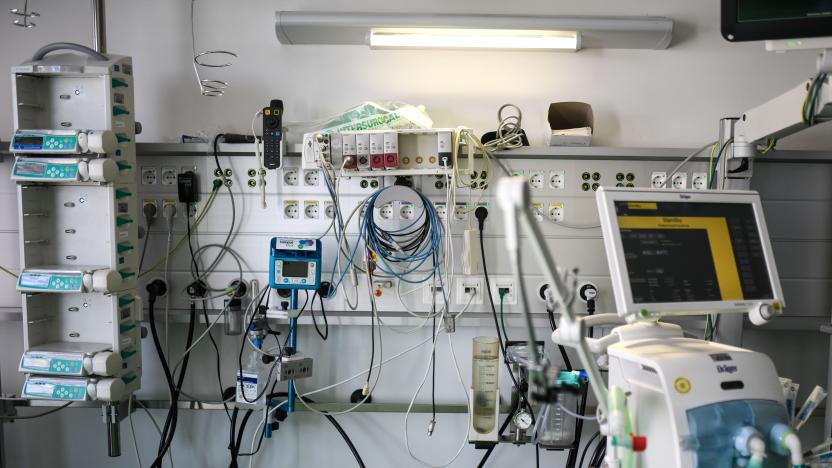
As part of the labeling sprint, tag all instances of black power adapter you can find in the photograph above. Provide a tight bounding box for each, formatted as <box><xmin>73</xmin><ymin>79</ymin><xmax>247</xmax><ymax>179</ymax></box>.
<box><xmin>177</xmin><ymin>171</ymin><xmax>198</xmax><ymax>203</ymax></box>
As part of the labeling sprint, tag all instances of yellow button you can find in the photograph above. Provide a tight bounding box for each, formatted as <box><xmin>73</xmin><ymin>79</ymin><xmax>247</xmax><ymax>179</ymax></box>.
<box><xmin>264</xmin><ymin>109</ymin><xmax>271</xmax><ymax>115</ymax></box>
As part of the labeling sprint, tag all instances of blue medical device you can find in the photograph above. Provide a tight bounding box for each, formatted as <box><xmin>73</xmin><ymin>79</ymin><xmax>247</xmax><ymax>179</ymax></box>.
<box><xmin>269</xmin><ymin>238</ymin><xmax>321</xmax><ymax>290</ymax></box>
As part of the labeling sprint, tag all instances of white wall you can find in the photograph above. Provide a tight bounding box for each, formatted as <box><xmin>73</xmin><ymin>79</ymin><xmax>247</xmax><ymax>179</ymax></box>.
<box><xmin>0</xmin><ymin>0</ymin><xmax>830</xmax><ymax>148</ymax></box>
<box><xmin>2</xmin><ymin>1</ymin><xmax>832</xmax><ymax>467</ymax></box>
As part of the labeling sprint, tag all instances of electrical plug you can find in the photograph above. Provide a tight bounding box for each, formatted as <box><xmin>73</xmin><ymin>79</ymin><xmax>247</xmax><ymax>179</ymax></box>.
<box><xmin>475</xmin><ymin>206</ymin><xmax>488</xmax><ymax>231</ymax></box>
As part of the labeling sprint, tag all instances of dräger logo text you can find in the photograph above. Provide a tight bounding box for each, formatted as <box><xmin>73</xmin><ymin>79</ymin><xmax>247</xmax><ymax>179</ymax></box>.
<box><xmin>717</xmin><ymin>365</ymin><xmax>738</xmax><ymax>374</ymax></box>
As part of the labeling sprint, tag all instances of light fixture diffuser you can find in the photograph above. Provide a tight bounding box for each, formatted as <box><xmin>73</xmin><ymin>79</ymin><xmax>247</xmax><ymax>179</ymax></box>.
<box><xmin>368</xmin><ymin>28</ymin><xmax>579</xmax><ymax>51</ymax></box>
<box><xmin>275</xmin><ymin>12</ymin><xmax>673</xmax><ymax>50</ymax></box>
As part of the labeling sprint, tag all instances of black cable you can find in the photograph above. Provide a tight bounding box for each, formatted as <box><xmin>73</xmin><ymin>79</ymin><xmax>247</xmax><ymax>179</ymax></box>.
<box><xmin>535</xmin><ymin>444</ymin><xmax>540</xmax><ymax>468</ymax></box>
<box><xmin>478</xmin><ymin>222</ymin><xmax>534</xmax><ymax>417</ymax></box>
<box><xmin>185</xmin><ymin>200</ymin><xmax>230</xmax><ymax>421</ymax></box>
<box><xmin>300</xmin><ymin>396</ymin><xmax>367</xmax><ymax>468</ymax></box>
<box><xmin>146</xmin><ymin>294</ymin><xmax>180</xmax><ymax>468</ymax></box>
<box><xmin>138</xmin><ymin>223</ymin><xmax>152</xmax><ymax>272</ymax></box>
<box><xmin>577</xmin><ymin>431</ymin><xmax>600</xmax><ymax>468</ymax></box>
<box><xmin>366</xmin><ymin>285</ymin><xmax>376</xmax><ymax>386</ymax></box>
<box><xmin>310</xmin><ymin>290</ymin><xmax>329</xmax><ymax>340</ymax></box>
<box><xmin>229</xmin><ymin>408</ymin><xmax>253</xmax><ymax>467</ymax></box>
<box><xmin>431</xmin><ymin>276</ymin><xmax>437</xmax><ymax>424</ymax></box>
<box><xmin>588</xmin><ymin>436</ymin><xmax>607</xmax><ymax>467</ymax></box>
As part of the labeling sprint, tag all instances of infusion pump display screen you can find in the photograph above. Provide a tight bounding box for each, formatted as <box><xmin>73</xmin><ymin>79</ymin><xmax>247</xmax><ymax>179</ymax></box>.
<box><xmin>614</xmin><ymin>201</ymin><xmax>774</xmax><ymax>304</ymax></box>
<box><xmin>281</xmin><ymin>260</ymin><xmax>309</xmax><ymax>278</ymax></box>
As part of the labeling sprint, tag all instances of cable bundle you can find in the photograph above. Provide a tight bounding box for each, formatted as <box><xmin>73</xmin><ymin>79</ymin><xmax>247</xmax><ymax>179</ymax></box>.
<box><xmin>803</xmin><ymin>72</ymin><xmax>829</xmax><ymax>126</ymax></box>
<box><xmin>360</xmin><ymin>187</ymin><xmax>444</xmax><ymax>285</ymax></box>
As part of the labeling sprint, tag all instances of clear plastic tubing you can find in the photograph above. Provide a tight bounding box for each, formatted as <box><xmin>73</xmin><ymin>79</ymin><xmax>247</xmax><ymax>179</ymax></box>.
<box><xmin>472</xmin><ymin>336</ymin><xmax>500</xmax><ymax>434</ymax></box>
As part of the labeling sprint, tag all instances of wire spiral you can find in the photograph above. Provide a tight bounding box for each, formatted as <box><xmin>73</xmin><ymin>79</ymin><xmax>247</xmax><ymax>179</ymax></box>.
<box><xmin>190</xmin><ymin>0</ymin><xmax>236</xmax><ymax>97</ymax></box>
<box><xmin>483</xmin><ymin>104</ymin><xmax>525</xmax><ymax>152</ymax></box>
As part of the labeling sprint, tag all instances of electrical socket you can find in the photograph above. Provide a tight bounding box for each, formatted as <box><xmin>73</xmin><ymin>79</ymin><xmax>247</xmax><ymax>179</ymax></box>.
<box><xmin>161</xmin><ymin>166</ymin><xmax>177</xmax><ymax>185</ymax></box>
<box><xmin>671</xmin><ymin>172</ymin><xmax>687</xmax><ymax>189</ymax></box>
<box><xmin>530</xmin><ymin>203</ymin><xmax>545</xmax><ymax>221</ymax></box>
<box><xmin>453</xmin><ymin>203</ymin><xmax>468</xmax><ymax>221</ymax></box>
<box><xmin>651</xmin><ymin>171</ymin><xmax>667</xmax><ymax>189</ymax></box>
<box><xmin>304</xmin><ymin>201</ymin><xmax>319</xmax><ymax>219</ymax></box>
<box><xmin>434</xmin><ymin>203</ymin><xmax>448</xmax><ymax>219</ymax></box>
<box><xmin>283</xmin><ymin>168</ymin><xmax>299</xmax><ymax>186</ymax></box>
<box><xmin>162</xmin><ymin>199</ymin><xmax>177</xmax><ymax>217</ymax></box>
<box><xmin>455</xmin><ymin>278</ymin><xmax>484</xmax><ymax>305</ymax></box>
<box><xmin>141</xmin><ymin>167</ymin><xmax>158</xmax><ymax>185</ymax></box>
<box><xmin>379</xmin><ymin>203</ymin><xmax>394</xmax><ymax>220</ymax></box>
<box><xmin>492</xmin><ymin>280</ymin><xmax>518</xmax><ymax>305</ymax></box>
<box><xmin>324</xmin><ymin>201</ymin><xmax>335</xmax><ymax>219</ymax></box>
<box><xmin>399</xmin><ymin>202</ymin><xmax>415</xmax><ymax>220</ymax></box>
<box><xmin>549</xmin><ymin>170</ymin><xmax>566</xmax><ymax>189</ymax></box>
<box><xmin>548</xmin><ymin>203</ymin><xmax>564</xmax><ymax>221</ymax></box>
<box><xmin>142</xmin><ymin>199</ymin><xmax>158</xmax><ymax>219</ymax></box>
<box><xmin>528</xmin><ymin>171</ymin><xmax>545</xmax><ymax>189</ymax></box>
<box><xmin>283</xmin><ymin>201</ymin><xmax>299</xmax><ymax>219</ymax></box>
<box><xmin>303</xmin><ymin>170</ymin><xmax>320</xmax><ymax>186</ymax></box>
<box><xmin>691</xmin><ymin>172</ymin><xmax>708</xmax><ymax>190</ymax></box>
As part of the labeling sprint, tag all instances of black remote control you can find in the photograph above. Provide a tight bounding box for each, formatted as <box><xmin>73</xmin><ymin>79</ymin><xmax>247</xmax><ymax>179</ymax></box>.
<box><xmin>262</xmin><ymin>99</ymin><xmax>283</xmax><ymax>169</ymax></box>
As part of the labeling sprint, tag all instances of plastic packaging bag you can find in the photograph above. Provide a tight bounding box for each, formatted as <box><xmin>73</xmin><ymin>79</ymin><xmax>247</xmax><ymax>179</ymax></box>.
<box><xmin>285</xmin><ymin>101</ymin><xmax>433</xmax><ymax>146</ymax></box>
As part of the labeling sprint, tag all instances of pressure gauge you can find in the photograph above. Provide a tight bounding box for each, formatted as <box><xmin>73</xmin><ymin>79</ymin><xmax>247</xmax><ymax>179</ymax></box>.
<box><xmin>514</xmin><ymin>410</ymin><xmax>533</xmax><ymax>431</ymax></box>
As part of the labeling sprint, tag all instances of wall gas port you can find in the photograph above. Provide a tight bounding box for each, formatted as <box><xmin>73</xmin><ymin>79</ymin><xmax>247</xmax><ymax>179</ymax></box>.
<box><xmin>455</xmin><ymin>278</ymin><xmax>484</xmax><ymax>305</ymax></box>
<box><xmin>537</xmin><ymin>282</ymin><xmax>552</xmax><ymax>303</ymax></box>
<box><xmin>304</xmin><ymin>201</ymin><xmax>319</xmax><ymax>219</ymax></box>
<box><xmin>283</xmin><ymin>201</ymin><xmax>299</xmax><ymax>219</ymax></box>
<box><xmin>492</xmin><ymin>280</ymin><xmax>517</xmax><ymax>305</ymax></box>
<box><xmin>283</xmin><ymin>168</ymin><xmax>299</xmax><ymax>186</ymax></box>
<box><xmin>578</xmin><ymin>282</ymin><xmax>598</xmax><ymax>303</ymax></box>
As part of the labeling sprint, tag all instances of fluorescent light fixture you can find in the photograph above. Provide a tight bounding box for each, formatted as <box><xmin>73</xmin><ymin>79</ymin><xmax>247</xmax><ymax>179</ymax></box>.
<box><xmin>275</xmin><ymin>12</ymin><xmax>673</xmax><ymax>50</ymax></box>
<box><xmin>368</xmin><ymin>28</ymin><xmax>579</xmax><ymax>51</ymax></box>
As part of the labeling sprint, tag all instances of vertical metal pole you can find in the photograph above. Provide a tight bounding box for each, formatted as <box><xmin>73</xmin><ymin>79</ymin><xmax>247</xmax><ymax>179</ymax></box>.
<box><xmin>713</xmin><ymin>118</ymin><xmax>745</xmax><ymax>347</ymax></box>
<box><xmin>104</xmin><ymin>404</ymin><xmax>120</xmax><ymax>457</ymax></box>
<box><xmin>287</xmin><ymin>290</ymin><xmax>298</xmax><ymax>413</ymax></box>
<box><xmin>91</xmin><ymin>0</ymin><xmax>107</xmax><ymax>54</ymax></box>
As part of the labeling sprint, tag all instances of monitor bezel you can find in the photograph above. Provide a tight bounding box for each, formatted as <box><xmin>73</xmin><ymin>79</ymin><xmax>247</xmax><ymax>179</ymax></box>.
<box><xmin>721</xmin><ymin>0</ymin><xmax>832</xmax><ymax>42</ymax></box>
<box><xmin>596</xmin><ymin>187</ymin><xmax>785</xmax><ymax>320</ymax></box>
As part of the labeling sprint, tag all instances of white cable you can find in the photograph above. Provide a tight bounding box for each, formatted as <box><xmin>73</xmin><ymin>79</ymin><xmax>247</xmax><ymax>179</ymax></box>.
<box><xmin>169</xmin><ymin>300</ymin><xmax>234</xmax><ymax>377</ymax></box>
<box><xmin>128</xmin><ymin>395</ymin><xmax>142</xmax><ymax>468</ymax></box>
<box><xmin>557</xmin><ymin>402</ymin><xmax>597</xmax><ymax>421</ymax></box>
<box><xmin>247</xmin><ymin>400</ymin><xmax>288</xmax><ymax>468</ymax></box>
<box><xmin>164</xmin><ymin>212</ymin><xmax>174</xmax><ymax>358</ymax></box>
<box><xmin>295</xmin><ymin>264</ymin><xmax>384</xmax><ymax>416</ymax></box>
<box><xmin>663</xmin><ymin>141</ymin><xmax>718</xmax><ymax>188</ymax></box>
<box><xmin>136</xmin><ymin>401</ymin><xmax>175</xmax><ymax>468</ymax></box>
<box><xmin>301</xmin><ymin>333</ymin><xmax>435</xmax><ymax>398</ymax></box>
<box><xmin>402</xmin><ymin>312</ymin><xmax>471</xmax><ymax>468</ymax></box>
<box><xmin>250</xmin><ymin>109</ymin><xmax>266</xmax><ymax>209</ymax></box>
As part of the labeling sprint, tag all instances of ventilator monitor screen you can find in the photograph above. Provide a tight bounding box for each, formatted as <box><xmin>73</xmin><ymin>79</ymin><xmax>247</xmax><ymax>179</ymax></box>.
<box><xmin>613</xmin><ymin>201</ymin><xmax>774</xmax><ymax>304</ymax></box>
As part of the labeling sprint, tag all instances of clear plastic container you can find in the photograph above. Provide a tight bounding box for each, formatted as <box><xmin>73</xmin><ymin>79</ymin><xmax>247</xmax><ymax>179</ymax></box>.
<box><xmin>472</xmin><ymin>336</ymin><xmax>500</xmax><ymax>434</ymax></box>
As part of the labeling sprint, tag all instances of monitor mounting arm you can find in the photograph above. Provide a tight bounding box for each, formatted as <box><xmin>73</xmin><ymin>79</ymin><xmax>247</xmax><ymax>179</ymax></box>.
<box><xmin>715</xmin><ymin>49</ymin><xmax>832</xmax><ymax>190</ymax></box>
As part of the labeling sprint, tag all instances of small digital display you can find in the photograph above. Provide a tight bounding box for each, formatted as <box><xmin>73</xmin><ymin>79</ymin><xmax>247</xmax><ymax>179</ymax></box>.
<box><xmin>15</xmin><ymin>163</ymin><xmax>46</xmax><ymax>175</ymax></box>
<box><xmin>14</xmin><ymin>136</ymin><xmax>44</xmax><ymax>147</ymax></box>
<box><xmin>281</xmin><ymin>261</ymin><xmax>309</xmax><ymax>278</ymax></box>
<box><xmin>614</xmin><ymin>201</ymin><xmax>773</xmax><ymax>304</ymax></box>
